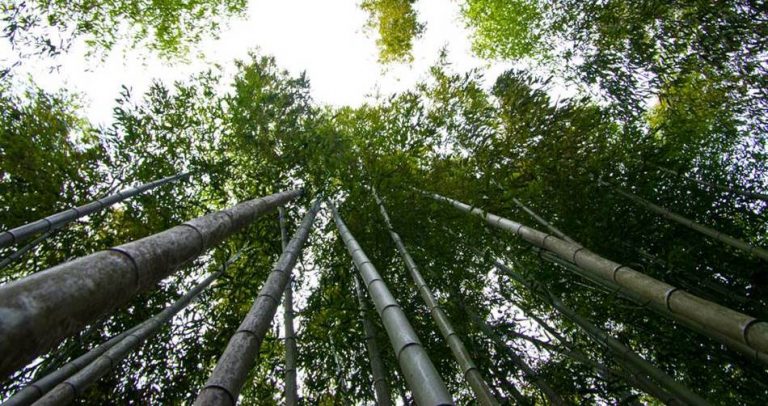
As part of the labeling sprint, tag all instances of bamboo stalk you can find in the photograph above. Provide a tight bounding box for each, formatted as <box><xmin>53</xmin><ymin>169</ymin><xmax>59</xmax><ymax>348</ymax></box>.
<box><xmin>425</xmin><ymin>191</ymin><xmax>768</xmax><ymax>362</ymax></box>
<box><xmin>0</xmin><ymin>172</ymin><xmax>192</xmax><ymax>249</ymax></box>
<box><xmin>194</xmin><ymin>197</ymin><xmax>322</xmax><ymax>406</ymax></box>
<box><xmin>279</xmin><ymin>207</ymin><xmax>299</xmax><ymax>406</ymax></box>
<box><xmin>354</xmin><ymin>274</ymin><xmax>393</xmax><ymax>406</ymax></box>
<box><xmin>602</xmin><ymin>180</ymin><xmax>768</xmax><ymax>261</ymax></box>
<box><xmin>511</xmin><ymin>198</ymin><xmax>578</xmax><ymax>245</ymax></box>
<box><xmin>330</xmin><ymin>202</ymin><xmax>454</xmax><ymax>406</ymax></box>
<box><xmin>373</xmin><ymin>189</ymin><xmax>499</xmax><ymax>406</ymax></box>
<box><xmin>651</xmin><ymin>164</ymin><xmax>768</xmax><ymax>203</ymax></box>
<box><xmin>32</xmin><ymin>251</ymin><xmax>243</xmax><ymax>405</ymax></box>
<box><xmin>0</xmin><ymin>189</ymin><xmax>301</xmax><ymax>378</ymax></box>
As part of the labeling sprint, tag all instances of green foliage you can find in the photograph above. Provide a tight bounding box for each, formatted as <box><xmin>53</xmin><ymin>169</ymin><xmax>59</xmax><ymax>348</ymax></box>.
<box><xmin>361</xmin><ymin>0</ymin><xmax>425</xmax><ymax>63</ymax></box>
<box><xmin>461</xmin><ymin>0</ymin><xmax>544</xmax><ymax>59</ymax></box>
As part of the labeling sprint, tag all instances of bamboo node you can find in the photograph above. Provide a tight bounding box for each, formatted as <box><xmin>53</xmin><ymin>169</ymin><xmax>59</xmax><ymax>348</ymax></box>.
<box><xmin>663</xmin><ymin>287</ymin><xmax>680</xmax><ymax>311</ymax></box>
<box><xmin>741</xmin><ymin>318</ymin><xmax>759</xmax><ymax>347</ymax></box>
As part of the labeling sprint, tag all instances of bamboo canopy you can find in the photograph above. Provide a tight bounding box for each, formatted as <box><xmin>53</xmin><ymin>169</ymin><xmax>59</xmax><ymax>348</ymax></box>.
<box><xmin>425</xmin><ymin>191</ymin><xmax>768</xmax><ymax>361</ymax></box>
<box><xmin>373</xmin><ymin>189</ymin><xmax>499</xmax><ymax>406</ymax></box>
<box><xmin>195</xmin><ymin>197</ymin><xmax>322</xmax><ymax>406</ymax></box>
<box><xmin>0</xmin><ymin>189</ymin><xmax>301</xmax><ymax>377</ymax></box>
<box><xmin>0</xmin><ymin>172</ymin><xmax>192</xmax><ymax>250</ymax></box>
<box><xmin>330</xmin><ymin>201</ymin><xmax>455</xmax><ymax>406</ymax></box>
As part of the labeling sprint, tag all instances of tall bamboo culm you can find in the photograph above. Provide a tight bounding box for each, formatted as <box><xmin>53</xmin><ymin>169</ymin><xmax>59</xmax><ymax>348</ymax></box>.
<box><xmin>0</xmin><ymin>172</ymin><xmax>191</xmax><ymax>249</ymax></box>
<box><xmin>425</xmin><ymin>191</ymin><xmax>768</xmax><ymax>362</ymax></box>
<box><xmin>354</xmin><ymin>274</ymin><xmax>394</xmax><ymax>406</ymax></box>
<box><xmin>279</xmin><ymin>207</ymin><xmax>299</xmax><ymax>406</ymax></box>
<box><xmin>491</xmin><ymin>258</ymin><xmax>709</xmax><ymax>406</ymax></box>
<box><xmin>330</xmin><ymin>202</ymin><xmax>454</xmax><ymax>406</ymax></box>
<box><xmin>195</xmin><ymin>197</ymin><xmax>322</xmax><ymax>406</ymax></box>
<box><xmin>0</xmin><ymin>189</ymin><xmax>302</xmax><ymax>378</ymax></box>
<box><xmin>601</xmin><ymin>180</ymin><xmax>768</xmax><ymax>261</ymax></box>
<box><xmin>372</xmin><ymin>190</ymin><xmax>498</xmax><ymax>406</ymax></box>
<box><xmin>30</xmin><ymin>251</ymin><xmax>243</xmax><ymax>406</ymax></box>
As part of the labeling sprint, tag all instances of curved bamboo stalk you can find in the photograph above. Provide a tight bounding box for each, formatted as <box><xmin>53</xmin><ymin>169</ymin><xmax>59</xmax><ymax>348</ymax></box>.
<box><xmin>0</xmin><ymin>189</ymin><xmax>302</xmax><ymax>378</ymax></box>
<box><xmin>354</xmin><ymin>274</ymin><xmax>393</xmax><ymax>406</ymax></box>
<box><xmin>425</xmin><ymin>191</ymin><xmax>768</xmax><ymax>362</ymax></box>
<box><xmin>0</xmin><ymin>172</ymin><xmax>192</xmax><ymax>249</ymax></box>
<box><xmin>195</xmin><ymin>197</ymin><xmax>322</xmax><ymax>406</ymax></box>
<box><xmin>330</xmin><ymin>202</ymin><xmax>454</xmax><ymax>406</ymax></box>
<box><xmin>602</xmin><ymin>180</ymin><xmax>768</xmax><ymax>261</ymax></box>
<box><xmin>492</xmin><ymin>259</ymin><xmax>709</xmax><ymax>406</ymax></box>
<box><xmin>32</xmin><ymin>251</ymin><xmax>242</xmax><ymax>405</ymax></box>
<box><xmin>373</xmin><ymin>190</ymin><xmax>498</xmax><ymax>406</ymax></box>
<box><xmin>651</xmin><ymin>164</ymin><xmax>768</xmax><ymax>203</ymax></box>
<box><xmin>279</xmin><ymin>207</ymin><xmax>299</xmax><ymax>406</ymax></box>
<box><xmin>511</xmin><ymin>198</ymin><xmax>578</xmax><ymax>245</ymax></box>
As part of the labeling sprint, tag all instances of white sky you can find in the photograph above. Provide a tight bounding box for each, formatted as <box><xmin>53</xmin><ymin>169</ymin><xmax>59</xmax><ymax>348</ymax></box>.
<box><xmin>3</xmin><ymin>0</ymin><xmax>514</xmax><ymax>126</ymax></box>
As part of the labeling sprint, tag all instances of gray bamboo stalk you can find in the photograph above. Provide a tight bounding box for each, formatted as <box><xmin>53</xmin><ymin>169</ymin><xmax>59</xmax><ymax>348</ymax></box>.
<box><xmin>354</xmin><ymin>274</ymin><xmax>393</xmax><ymax>406</ymax></box>
<box><xmin>425</xmin><ymin>191</ymin><xmax>768</xmax><ymax>362</ymax></box>
<box><xmin>0</xmin><ymin>188</ymin><xmax>302</xmax><ymax>378</ymax></box>
<box><xmin>3</xmin><ymin>325</ymin><xmax>140</xmax><ymax>406</ymax></box>
<box><xmin>535</xmin><ymin>248</ymin><xmax>768</xmax><ymax>366</ymax></box>
<box><xmin>279</xmin><ymin>207</ymin><xmax>299</xmax><ymax>406</ymax></box>
<box><xmin>511</xmin><ymin>198</ymin><xmax>578</xmax><ymax>245</ymax></box>
<box><xmin>601</xmin><ymin>180</ymin><xmax>768</xmax><ymax>261</ymax></box>
<box><xmin>0</xmin><ymin>230</ymin><xmax>56</xmax><ymax>271</ymax></box>
<box><xmin>32</xmin><ymin>250</ymin><xmax>243</xmax><ymax>406</ymax></box>
<box><xmin>194</xmin><ymin>197</ymin><xmax>322</xmax><ymax>406</ymax></box>
<box><xmin>372</xmin><ymin>190</ymin><xmax>498</xmax><ymax>406</ymax></box>
<box><xmin>492</xmin><ymin>259</ymin><xmax>709</xmax><ymax>406</ymax></box>
<box><xmin>652</xmin><ymin>163</ymin><xmax>768</xmax><ymax>202</ymax></box>
<box><xmin>0</xmin><ymin>172</ymin><xmax>192</xmax><ymax>249</ymax></box>
<box><xmin>467</xmin><ymin>311</ymin><xmax>565</xmax><ymax>405</ymax></box>
<box><xmin>330</xmin><ymin>202</ymin><xmax>454</xmax><ymax>406</ymax></box>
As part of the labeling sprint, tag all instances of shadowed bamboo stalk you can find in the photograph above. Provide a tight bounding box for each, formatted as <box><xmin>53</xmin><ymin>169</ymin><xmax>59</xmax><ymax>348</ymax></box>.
<box><xmin>511</xmin><ymin>198</ymin><xmax>578</xmax><ymax>245</ymax></box>
<box><xmin>354</xmin><ymin>274</ymin><xmax>393</xmax><ymax>406</ymax></box>
<box><xmin>279</xmin><ymin>207</ymin><xmax>299</xmax><ymax>406</ymax></box>
<box><xmin>491</xmin><ymin>258</ymin><xmax>709</xmax><ymax>406</ymax></box>
<box><xmin>372</xmin><ymin>190</ymin><xmax>498</xmax><ymax>406</ymax></box>
<box><xmin>0</xmin><ymin>172</ymin><xmax>192</xmax><ymax>249</ymax></box>
<box><xmin>194</xmin><ymin>197</ymin><xmax>322</xmax><ymax>406</ymax></box>
<box><xmin>330</xmin><ymin>202</ymin><xmax>454</xmax><ymax>406</ymax></box>
<box><xmin>651</xmin><ymin>164</ymin><xmax>768</xmax><ymax>202</ymax></box>
<box><xmin>601</xmin><ymin>180</ymin><xmax>768</xmax><ymax>261</ymax></box>
<box><xmin>424</xmin><ymin>191</ymin><xmax>768</xmax><ymax>362</ymax></box>
<box><xmin>0</xmin><ymin>189</ymin><xmax>302</xmax><ymax>378</ymax></box>
<box><xmin>31</xmin><ymin>251</ymin><xmax>244</xmax><ymax>405</ymax></box>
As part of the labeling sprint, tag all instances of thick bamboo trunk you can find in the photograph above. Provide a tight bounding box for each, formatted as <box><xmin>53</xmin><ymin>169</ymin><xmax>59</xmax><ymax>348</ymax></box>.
<box><xmin>279</xmin><ymin>207</ymin><xmax>299</xmax><ymax>406</ymax></box>
<box><xmin>330</xmin><ymin>202</ymin><xmax>454</xmax><ymax>406</ymax></box>
<box><xmin>425</xmin><ymin>191</ymin><xmax>768</xmax><ymax>362</ymax></box>
<box><xmin>602</xmin><ymin>180</ymin><xmax>768</xmax><ymax>261</ymax></box>
<box><xmin>0</xmin><ymin>189</ymin><xmax>301</xmax><ymax>378</ymax></box>
<box><xmin>373</xmin><ymin>190</ymin><xmax>498</xmax><ymax>406</ymax></box>
<box><xmin>194</xmin><ymin>198</ymin><xmax>322</xmax><ymax>406</ymax></box>
<box><xmin>492</xmin><ymin>259</ymin><xmax>709</xmax><ymax>406</ymax></box>
<box><xmin>31</xmin><ymin>251</ymin><xmax>242</xmax><ymax>405</ymax></box>
<box><xmin>354</xmin><ymin>275</ymin><xmax>393</xmax><ymax>406</ymax></box>
<box><xmin>511</xmin><ymin>198</ymin><xmax>578</xmax><ymax>245</ymax></box>
<box><xmin>0</xmin><ymin>172</ymin><xmax>192</xmax><ymax>249</ymax></box>
<box><xmin>652</xmin><ymin>164</ymin><xmax>768</xmax><ymax>203</ymax></box>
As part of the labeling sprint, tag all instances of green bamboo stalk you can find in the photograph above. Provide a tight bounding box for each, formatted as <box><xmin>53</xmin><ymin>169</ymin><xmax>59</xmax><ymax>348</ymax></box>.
<box><xmin>354</xmin><ymin>274</ymin><xmax>393</xmax><ymax>406</ymax></box>
<box><xmin>330</xmin><ymin>201</ymin><xmax>454</xmax><ymax>406</ymax></box>
<box><xmin>194</xmin><ymin>197</ymin><xmax>322</xmax><ymax>406</ymax></box>
<box><xmin>425</xmin><ymin>191</ymin><xmax>768</xmax><ymax>362</ymax></box>
<box><xmin>279</xmin><ymin>207</ymin><xmax>299</xmax><ymax>406</ymax></box>
<box><xmin>0</xmin><ymin>172</ymin><xmax>192</xmax><ymax>249</ymax></box>
<box><xmin>372</xmin><ymin>189</ymin><xmax>498</xmax><ymax>406</ymax></box>
<box><xmin>602</xmin><ymin>180</ymin><xmax>768</xmax><ymax>261</ymax></box>
<box><xmin>0</xmin><ymin>189</ymin><xmax>302</xmax><ymax>378</ymax></box>
<box><xmin>651</xmin><ymin>164</ymin><xmax>768</xmax><ymax>203</ymax></box>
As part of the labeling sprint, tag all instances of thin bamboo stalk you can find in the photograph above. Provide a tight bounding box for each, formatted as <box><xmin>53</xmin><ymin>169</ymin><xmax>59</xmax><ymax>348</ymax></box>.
<box><xmin>279</xmin><ymin>207</ymin><xmax>299</xmax><ymax>406</ymax></box>
<box><xmin>330</xmin><ymin>202</ymin><xmax>454</xmax><ymax>406</ymax></box>
<box><xmin>511</xmin><ymin>198</ymin><xmax>578</xmax><ymax>245</ymax></box>
<box><xmin>425</xmin><ymin>191</ymin><xmax>768</xmax><ymax>362</ymax></box>
<box><xmin>354</xmin><ymin>275</ymin><xmax>393</xmax><ymax>406</ymax></box>
<box><xmin>194</xmin><ymin>198</ymin><xmax>322</xmax><ymax>406</ymax></box>
<box><xmin>0</xmin><ymin>189</ymin><xmax>301</xmax><ymax>378</ymax></box>
<box><xmin>651</xmin><ymin>164</ymin><xmax>768</xmax><ymax>203</ymax></box>
<box><xmin>0</xmin><ymin>172</ymin><xmax>192</xmax><ymax>249</ymax></box>
<box><xmin>373</xmin><ymin>190</ymin><xmax>499</xmax><ymax>406</ymax></box>
<box><xmin>602</xmin><ymin>180</ymin><xmax>768</xmax><ymax>261</ymax></box>
<box><xmin>32</xmin><ymin>251</ymin><xmax>243</xmax><ymax>405</ymax></box>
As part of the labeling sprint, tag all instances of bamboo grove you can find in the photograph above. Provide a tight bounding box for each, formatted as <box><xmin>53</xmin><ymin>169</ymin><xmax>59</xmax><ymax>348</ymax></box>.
<box><xmin>1</xmin><ymin>50</ymin><xmax>767</xmax><ymax>404</ymax></box>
